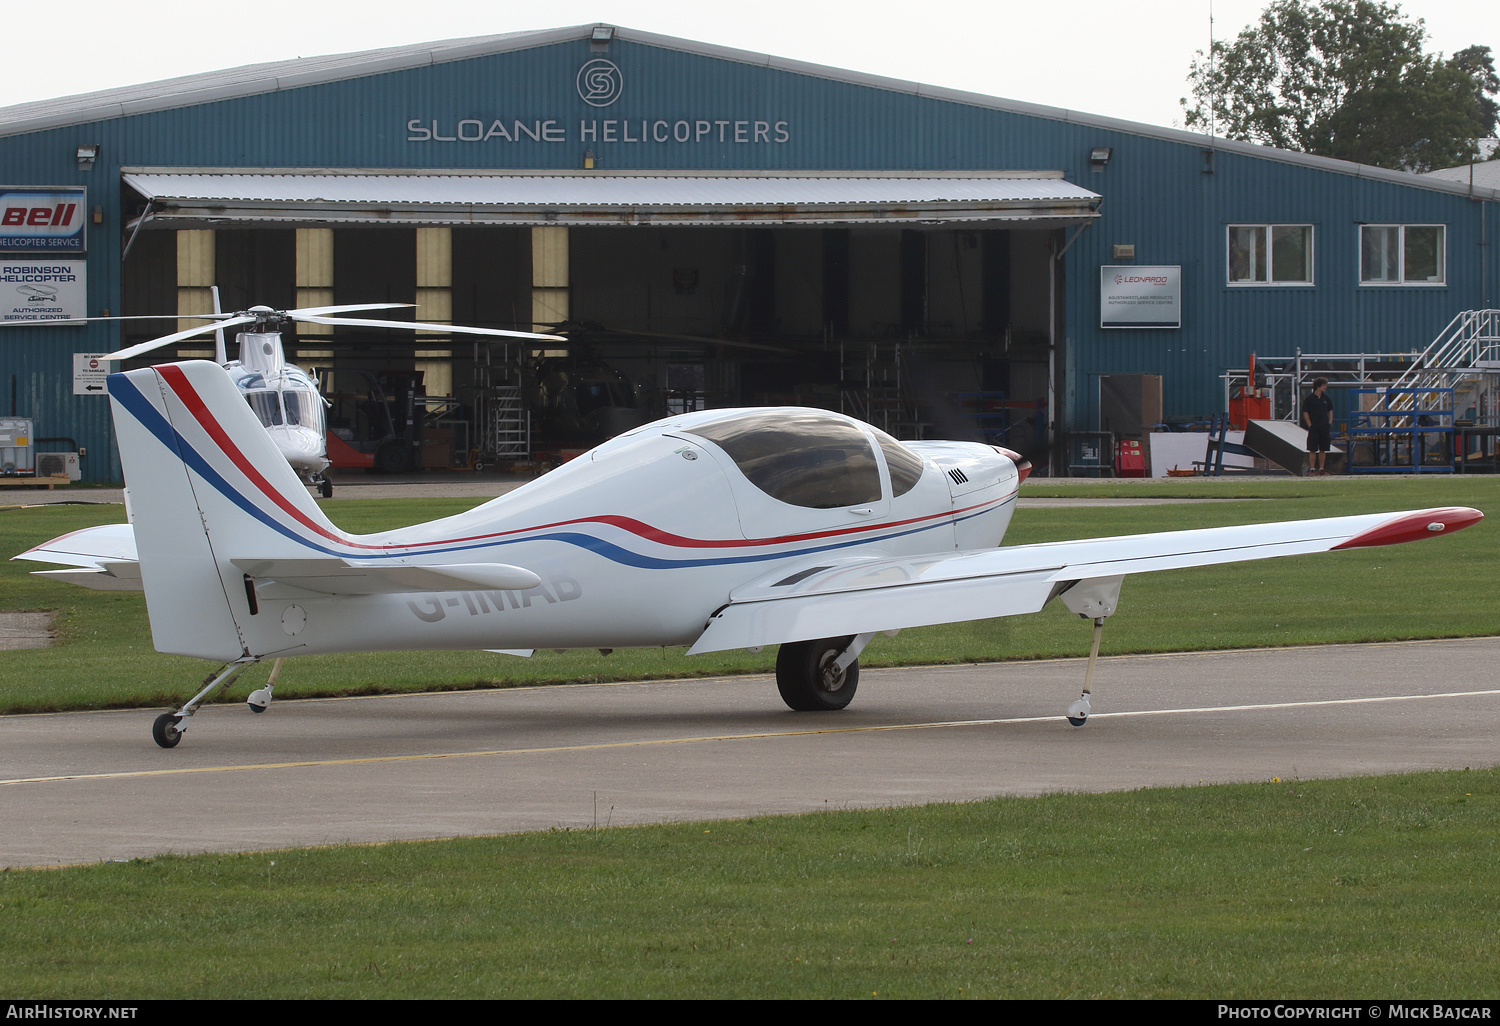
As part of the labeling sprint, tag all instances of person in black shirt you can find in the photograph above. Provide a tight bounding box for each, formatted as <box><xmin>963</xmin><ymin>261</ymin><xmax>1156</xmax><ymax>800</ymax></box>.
<box><xmin>1302</xmin><ymin>377</ymin><xmax>1334</xmax><ymax>475</ymax></box>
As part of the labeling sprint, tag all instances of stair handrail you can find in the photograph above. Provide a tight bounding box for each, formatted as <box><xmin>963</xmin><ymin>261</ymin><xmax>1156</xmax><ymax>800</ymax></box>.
<box><xmin>1377</xmin><ymin>311</ymin><xmax>1500</xmax><ymax>424</ymax></box>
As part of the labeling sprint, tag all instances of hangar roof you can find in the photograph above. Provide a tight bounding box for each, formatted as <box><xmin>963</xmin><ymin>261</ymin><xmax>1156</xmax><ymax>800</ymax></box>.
<box><xmin>1422</xmin><ymin>162</ymin><xmax>1500</xmax><ymax>191</ymax></box>
<box><xmin>2</xmin><ymin>24</ymin><xmax>1495</xmax><ymax>202</ymax></box>
<box><xmin>120</xmin><ymin>169</ymin><xmax>1102</xmax><ymax>229</ymax></box>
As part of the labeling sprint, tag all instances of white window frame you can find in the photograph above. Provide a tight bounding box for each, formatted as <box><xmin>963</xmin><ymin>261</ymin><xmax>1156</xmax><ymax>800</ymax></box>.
<box><xmin>1226</xmin><ymin>224</ymin><xmax>1315</xmax><ymax>286</ymax></box>
<box><xmin>1360</xmin><ymin>224</ymin><xmax>1446</xmax><ymax>286</ymax></box>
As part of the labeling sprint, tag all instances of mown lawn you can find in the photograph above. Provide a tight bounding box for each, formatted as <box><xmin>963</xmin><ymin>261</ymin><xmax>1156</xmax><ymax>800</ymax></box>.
<box><xmin>0</xmin><ymin>768</ymin><xmax>1494</xmax><ymax>998</ymax></box>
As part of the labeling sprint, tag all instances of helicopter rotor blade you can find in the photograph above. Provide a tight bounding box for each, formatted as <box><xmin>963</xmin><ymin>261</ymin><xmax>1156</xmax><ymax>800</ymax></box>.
<box><xmin>0</xmin><ymin>313</ymin><xmax>237</xmax><ymax>326</ymax></box>
<box><xmin>292</xmin><ymin>314</ymin><xmax>564</xmax><ymax>341</ymax></box>
<box><xmin>284</xmin><ymin>303</ymin><xmax>415</xmax><ymax>318</ymax></box>
<box><xmin>109</xmin><ymin>315</ymin><xmax>258</xmax><ymax>362</ymax></box>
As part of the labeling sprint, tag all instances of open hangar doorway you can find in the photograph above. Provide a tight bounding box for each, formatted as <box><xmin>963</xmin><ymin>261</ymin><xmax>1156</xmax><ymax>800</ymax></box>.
<box><xmin>567</xmin><ymin>223</ymin><xmax>1062</xmax><ymax>460</ymax></box>
<box><xmin>116</xmin><ymin>170</ymin><xmax>1096</xmax><ymax>468</ymax></box>
<box><xmin>120</xmin><ymin>222</ymin><xmax>1063</xmax><ymax>465</ymax></box>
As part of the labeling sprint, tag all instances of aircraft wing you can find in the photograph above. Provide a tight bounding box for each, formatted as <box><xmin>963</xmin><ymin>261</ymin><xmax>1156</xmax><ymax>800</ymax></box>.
<box><xmin>12</xmin><ymin>524</ymin><xmax>144</xmax><ymax>591</ymax></box>
<box><xmin>686</xmin><ymin>506</ymin><xmax>1482</xmax><ymax>654</ymax></box>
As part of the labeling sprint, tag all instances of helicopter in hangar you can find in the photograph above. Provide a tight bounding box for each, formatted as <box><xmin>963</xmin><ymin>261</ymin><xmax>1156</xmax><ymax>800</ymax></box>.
<box><xmin>101</xmin><ymin>293</ymin><xmax>565</xmax><ymax>495</ymax></box>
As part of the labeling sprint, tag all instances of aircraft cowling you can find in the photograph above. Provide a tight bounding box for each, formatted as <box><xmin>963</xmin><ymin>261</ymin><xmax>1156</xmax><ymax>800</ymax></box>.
<box><xmin>913</xmin><ymin>440</ymin><xmax>1021</xmax><ymax>550</ymax></box>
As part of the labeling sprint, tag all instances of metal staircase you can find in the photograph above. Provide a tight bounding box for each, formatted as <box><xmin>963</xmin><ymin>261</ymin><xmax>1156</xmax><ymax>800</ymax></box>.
<box><xmin>1379</xmin><ymin>310</ymin><xmax>1500</xmax><ymax>428</ymax></box>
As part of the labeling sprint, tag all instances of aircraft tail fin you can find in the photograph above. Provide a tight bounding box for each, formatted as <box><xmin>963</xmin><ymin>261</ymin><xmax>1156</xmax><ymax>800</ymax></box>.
<box><xmin>108</xmin><ymin>360</ymin><xmax>344</xmax><ymax>659</ymax></box>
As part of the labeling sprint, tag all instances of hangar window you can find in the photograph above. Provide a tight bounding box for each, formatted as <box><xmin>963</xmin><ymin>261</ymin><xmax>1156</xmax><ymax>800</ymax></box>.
<box><xmin>1227</xmin><ymin>225</ymin><xmax>1313</xmax><ymax>285</ymax></box>
<box><xmin>1361</xmin><ymin>225</ymin><xmax>1445</xmax><ymax>285</ymax></box>
<box><xmin>684</xmin><ymin>410</ymin><xmax>882</xmax><ymax>509</ymax></box>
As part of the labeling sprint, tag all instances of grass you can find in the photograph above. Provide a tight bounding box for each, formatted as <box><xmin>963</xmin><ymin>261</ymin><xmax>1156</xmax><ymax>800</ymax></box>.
<box><xmin>1</xmin><ymin>476</ymin><xmax>1497</xmax><ymax>713</ymax></box>
<box><xmin>0</xmin><ymin>768</ymin><xmax>1494</xmax><ymax>998</ymax></box>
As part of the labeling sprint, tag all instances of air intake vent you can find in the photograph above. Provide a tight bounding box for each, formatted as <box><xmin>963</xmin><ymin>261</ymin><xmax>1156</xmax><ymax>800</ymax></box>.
<box><xmin>947</xmin><ymin>468</ymin><xmax>968</xmax><ymax>485</ymax></box>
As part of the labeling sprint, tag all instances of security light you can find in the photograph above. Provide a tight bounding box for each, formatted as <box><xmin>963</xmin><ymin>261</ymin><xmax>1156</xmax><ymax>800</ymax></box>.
<box><xmin>1089</xmin><ymin>146</ymin><xmax>1112</xmax><ymax>172</ymax></box>
<box><xmin>591</xmin><ymin>25</ymin><xmax>614</xmax><ymax>42</ymax></box>
<box><xmin>75</xmin><ymin>144</ymin><xmax>99</xmax><ymax>170</ymax></box>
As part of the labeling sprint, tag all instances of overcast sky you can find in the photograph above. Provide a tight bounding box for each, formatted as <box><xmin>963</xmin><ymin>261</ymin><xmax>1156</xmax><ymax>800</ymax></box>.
<box><xmin>4</xmin><ymin>0</ymin><xmax>1496</xmax><ymax>132</ymax></box>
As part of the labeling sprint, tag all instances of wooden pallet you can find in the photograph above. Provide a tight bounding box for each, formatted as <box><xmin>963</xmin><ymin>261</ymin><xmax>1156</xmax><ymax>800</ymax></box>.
<box><xmin>0</xmin><ymin>474</ymin><xmax>70</xmax><ymax>489</ymax></box>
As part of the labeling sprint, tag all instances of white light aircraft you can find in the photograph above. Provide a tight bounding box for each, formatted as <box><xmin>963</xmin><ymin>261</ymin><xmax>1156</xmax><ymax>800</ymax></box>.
<box><xmin>15</xmin><ymin>360</ymin><xmax>1483</xmax><ymax>748</ymax></box>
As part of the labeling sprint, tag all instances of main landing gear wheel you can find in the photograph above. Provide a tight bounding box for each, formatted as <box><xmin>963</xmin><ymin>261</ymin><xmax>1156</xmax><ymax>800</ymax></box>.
<box><xmin>153</xmin><ymin>713</ymin><xmax>183</xmax><ymax>749</ymax></box>
<box><xmin>776</xmin><ymin>637</ymin><xmax>859</xmax><ymax>711</ymax></box>
<box><xmin>318</xmin><ymin>477</ymin><xmax>333</xmax><ymax>498</ymax></box>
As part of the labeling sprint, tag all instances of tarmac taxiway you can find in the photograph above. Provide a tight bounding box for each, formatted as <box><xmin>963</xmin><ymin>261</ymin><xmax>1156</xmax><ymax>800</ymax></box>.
<box><xmin>2</xmin><ymin>636</ymin><xmax>1496</xmax><ymax>868</ymax></box>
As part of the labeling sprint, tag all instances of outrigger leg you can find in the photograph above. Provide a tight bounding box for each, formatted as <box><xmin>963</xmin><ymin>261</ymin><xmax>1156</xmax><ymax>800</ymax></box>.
<box><xmin>1067</xmin><ymin>617</ymin><xmax>1105</xmax><ymax>726</ymax></box>
<box><xmin>1057</xmin><ymin>575</ymin><xmax>1123</xmax><ymax>728</ymax></box>
<box><xmin>153</xmin><ymin>656</ymin><xmax>262</xmax><ymax>748</ymax></box>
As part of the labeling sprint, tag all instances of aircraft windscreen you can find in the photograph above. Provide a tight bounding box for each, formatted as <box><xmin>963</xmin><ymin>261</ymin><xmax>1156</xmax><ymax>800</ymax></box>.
<box><xmin>684</xmin><ymin>411</ymin><xmax>881</xmax><ymax>509</ymax></box>
<box><xmin>869</xmin><ymin>426</ymin><xmax>925</xmax><ymax>497</ymax></box>
<box><xmin>245</xmin><ymin>391</ymin><xmax>282</xmax><ymax>428</ymax></box>
<box><xmin>282</xmin><ymin>391</ymin><xmax>323</xmax><ymax>429</ymax></box>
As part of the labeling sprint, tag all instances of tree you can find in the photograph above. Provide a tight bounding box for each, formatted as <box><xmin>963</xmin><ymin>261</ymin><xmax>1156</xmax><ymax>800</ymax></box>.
<box><xmin>1182</xmin><ymin>0</ymin><xmax>1499</xmax><ymax>172</ymax></box>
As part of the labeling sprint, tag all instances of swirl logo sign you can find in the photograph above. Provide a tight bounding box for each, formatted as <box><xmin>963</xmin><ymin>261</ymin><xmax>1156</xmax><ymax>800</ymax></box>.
<box><xmin>577</xmin><ymin>59</ymin><xmax>623</xmax><ymax>107</ymax></box>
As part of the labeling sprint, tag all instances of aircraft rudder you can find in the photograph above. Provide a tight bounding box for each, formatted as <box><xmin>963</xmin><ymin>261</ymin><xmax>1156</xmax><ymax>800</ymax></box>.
<box><xmin>107</xmin><ymin>364</ymin><xmax>244</xmax><ymax>659</ymax></box>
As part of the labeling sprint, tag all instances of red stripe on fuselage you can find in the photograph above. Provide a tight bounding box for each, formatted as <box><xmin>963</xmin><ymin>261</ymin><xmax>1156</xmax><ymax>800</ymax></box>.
<box><xmin>158</xmin><ymin>364</ymin><xmax>1014</xmax><ymax>554</ymax></box>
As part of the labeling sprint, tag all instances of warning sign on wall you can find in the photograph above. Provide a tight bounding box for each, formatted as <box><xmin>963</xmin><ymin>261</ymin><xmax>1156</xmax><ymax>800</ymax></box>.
<box><xmin>73</xmin><ymin>353</ymin><xmax>110</xmax><ymax>396</ymax></box>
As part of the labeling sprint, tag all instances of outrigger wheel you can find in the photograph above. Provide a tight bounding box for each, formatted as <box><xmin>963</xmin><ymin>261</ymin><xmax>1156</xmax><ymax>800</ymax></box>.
<box><xmin>153</xmin><ymin>713</ymin><xmax>184</xmax><ymax>749</ymax></box>
<box><xmin>776</xmin><ymin>636</ymin><xmax>860</xmax><ymax>711</ymax></box>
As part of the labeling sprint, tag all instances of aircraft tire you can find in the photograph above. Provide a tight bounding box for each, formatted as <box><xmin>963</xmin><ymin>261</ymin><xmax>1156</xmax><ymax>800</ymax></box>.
<box><xmin>775</xmin><ymin>637</ymin><xmax>859</xmax><ymax>712</ymax></box>
<box><xmin>152</xmin><ymin>713</ymin><xmax>183</xmax><ymax>749</ymax></box>
<box><xmin>375</xmin><ymin>441</ymin><xmax>412</xmax><ymax>474</ymax></box>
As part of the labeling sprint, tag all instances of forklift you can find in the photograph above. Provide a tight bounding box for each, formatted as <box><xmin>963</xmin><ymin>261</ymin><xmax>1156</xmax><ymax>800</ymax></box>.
<box><xmin>322</xmin><ymin>369</ymin><xmax>425</xmax><ymax>475</ymax></box>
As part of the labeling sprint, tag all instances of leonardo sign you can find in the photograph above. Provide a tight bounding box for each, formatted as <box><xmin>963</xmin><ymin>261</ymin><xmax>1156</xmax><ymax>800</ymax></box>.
<box><xmin>1100</xmin><ymin>265</ymin><xmax>1181</xmax><ymax>329</ymax></box>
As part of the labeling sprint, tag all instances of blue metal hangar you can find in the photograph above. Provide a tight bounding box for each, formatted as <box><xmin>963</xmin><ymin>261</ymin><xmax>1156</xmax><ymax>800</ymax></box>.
<box><xmin>1</xmin><ymin>23</ymin><xmax>1496</xmax><ymax>481</ymax></box>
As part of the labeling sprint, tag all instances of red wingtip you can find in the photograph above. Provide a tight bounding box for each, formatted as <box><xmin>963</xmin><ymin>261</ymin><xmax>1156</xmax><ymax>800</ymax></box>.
<box><xmin>1331</xmin><ymin>507</ymin><xmax>1484</xmax><ymax>550</ymax></box>
<box><xmin>996</xmin><ymin>446</ymin><xmax>1032</xmax><ymax>485</ymax></box>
